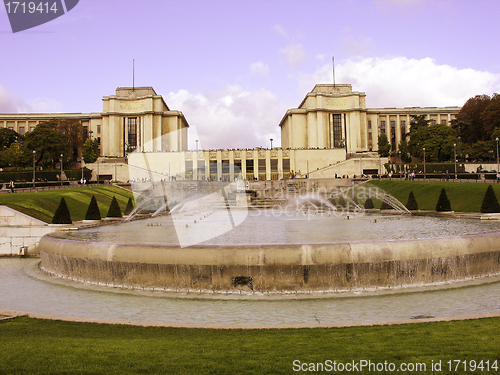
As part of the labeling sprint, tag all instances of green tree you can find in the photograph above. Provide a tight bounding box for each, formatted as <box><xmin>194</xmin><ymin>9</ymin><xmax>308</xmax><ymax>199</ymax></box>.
<box><xmin>38</xmin><ymin>119</ymin><xmax>84</xmax><ymax>163</ymax></box>
<box><xmin>435</xmin><ymin>188</ymin><xmax>452</xmax><ymax>212</ymax></box>
<box><xmin>85</xmin><ymin>195</ymin><xmax>101</xmax><ymax>220</ymax></box>
<box><xmin>82</xmin><ymin>138</ymin><xmax>99</xmax><ymax>163</ymax></box>
<box><xmin>124</xmin><ymin>198</ymin><xmax>135</xmax><ymax>216</ymax></box>
<box><xmin>106</xmin><ymin>196</ymin><xmax>122</xmax><ymax>218</ymax></box>
<box><xmin>0</xmin><ymin>128</ymin><xmax>21</xmax><ymax>151</ymax></box>
<box><xmin>364</xmin><ymin>197</ymin><xmax>374</xmax><ymax>209</ymax></box>
<box><xmin>377</xmin><ymin>133</ymin><xmax>391</xmax><ymax>157</ymax></box>
<box><xmin>405</xmin><ymin>191</ymin><xmax>419</xmax><ymax>211</ymax></box>
<box><xmin>22</xmin><ymin>127</ymin><xmax>68</xmax><ymax>169</ymax></box>
<box><xmin>408</xmin><ymin>122</ymin><xmax>458</xmax><ymax>162</ymax></box>
<box><xmin>52</xmin><ymin>197</ymin><xmax>72</xmax><ymax>224</ymax></box>
<box><xmin>0</xmin><ymin>142</ymin><xmax>28</xmax><ymax>168</ymax></box>
<box><xmin>451</xmin><ymin>94</ymin><xmax>491</xmax><ymax>144</ymax></box>
<box><xmin>480</xmin><ymin>185</ymin><xmax>500</xmax><ymax>213</ymax></box>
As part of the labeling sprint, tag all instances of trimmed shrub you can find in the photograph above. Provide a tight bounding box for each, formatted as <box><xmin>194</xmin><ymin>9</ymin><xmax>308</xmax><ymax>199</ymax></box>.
<box><xmin>85</xmin><ymin>195</ymin><xmax>101</xmax><ymax>220</ymax></box>
<box><xmin>480</xmin><ymin>185</ymin><xmax>500</xmax><ymax>213</ymax></box>
<box><xmin>337</xmin><ymin>195</ymin><xmax>346</xmax><ymax>207</ymax></box>
<box><xmin>106</xmin><ymin>196</ymin><xmax>122</xmax><ymax>218</ymax></box>
<box><xmin>406</xmin><ymin>191</ymin><xmax>419</xmax><ymax>211</ymax></box>
<box><xmin>380</xmin><ymin>200</ymin><xmax>393</xmax><ymax>210</ymax></box>
<box><xmin>52</xmin><ymin>197</ymin><xmax>72</xmax><ymax>224</ymax></box>
<box><xmin>435</xmin><ymin>188</ymin><xmax>452</xmax><ymax>212</ymax></box>
<box><xmin>364</xmin><ymin>197</ymin><xmax>374</xmax><ymax>209</ymax></box>
<box><xmin>124</xmin><ymin>197</ymin><xmax>135</xmax><ymax>216</ymax></box>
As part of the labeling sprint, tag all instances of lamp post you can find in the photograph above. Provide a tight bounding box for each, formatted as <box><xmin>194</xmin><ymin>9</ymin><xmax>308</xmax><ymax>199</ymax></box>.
<box><xmin>195</xmin><ymin>139</ymin><xmax>199</xmax><ymax>152</ymax></box>
<box><xmin>32</xmin><ymin>150</ymin><xmax>36</xmax><ymax>189</ymax></box>
<box><xmin>270</xmin><ymin>138</ymin><xmax>273</xmax><ymax>149</ymax></box>
<box><xmin>399</xmin><ymin>151</ymin><xmax>402</xmax><ymax>179</ymax></box>
<box><xmin>60</xmin><ymin>154</ymin><xmax>63</xmax><ymax>187</ymax></box>
<box><xmin>423</xmin><ymin>147</ymin><xmax>426</xmax><ymax>180</ymax></box>
<box><xmin>496</xmin><ymin>138</ymin><xmax>499</xmax><ymax>178</ymax></box>
<box><xmin>453</xmin><ymin>143</ymin><xmax>457</xmax><ymax>180</ymax></box>
<box><xmin>81</xmin><ymin>157</ymin><xmax>84</xmax><ymax>182</ymax></box>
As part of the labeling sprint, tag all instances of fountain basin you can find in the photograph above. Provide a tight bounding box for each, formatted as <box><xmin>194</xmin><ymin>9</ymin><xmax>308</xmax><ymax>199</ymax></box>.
<box><xmin>38</xmin><ymin>229</ymin><xmax>500</xmax><ymax>294</ymax></box>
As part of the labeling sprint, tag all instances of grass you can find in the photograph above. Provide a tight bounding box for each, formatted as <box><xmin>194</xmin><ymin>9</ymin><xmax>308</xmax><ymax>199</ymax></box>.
<box><xmin>0</xmin><ymin>316</ymin><xmax>499</xmax><ymax>374</ymax></box>
<box><xmin>365</xmin><ymin>180</ymin><xmax>500</xmax><ymax>212</ymax></box>
<box><xmin>0</xmin><ymin>186</ymin><xmax>134</xmax><ymax>223</ymax></box>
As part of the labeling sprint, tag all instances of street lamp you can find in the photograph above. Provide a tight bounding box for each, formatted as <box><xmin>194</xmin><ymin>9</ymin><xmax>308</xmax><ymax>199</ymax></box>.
<box><xmin>453</xmin><ymin>143</ymin><xmax>457</xmax><ymax>180</ymax></box>
<box><xmin>496</xmin><ymin>138</ymin><xmax>499</xmax><ymax>179</ymax></box>
<box><xmin>423</xmin><ymin>148</ymin><xmax>426</xmax><ymax>180</ymax></box>
<box><xmin>60</xmin><ymin>154</ymin><xmax>63</xmax><ymax>187</ymax></box>
<box><xmin>195</xmin><ymin>139</ymin><xmax>199</xmax><ymax>152</ymax></box>
<box><xmin>399</xmin><ymin>151</ymin><xmax>402</xmax><ymax>179</ymax></box>
<box><xmin>32</xmin><ymin>150</ymin><xmax>36</xmax><ymax>189</ymax></box>
<box><xmin>270</xmin><ymin>138</ymin><xmax>273</xmax><ymax>149</ymax></box>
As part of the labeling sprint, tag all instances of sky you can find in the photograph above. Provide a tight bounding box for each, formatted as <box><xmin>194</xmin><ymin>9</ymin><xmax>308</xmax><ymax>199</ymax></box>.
<box><xmin>1</xmin><ymin>0</ymin><xmax>500</xmax><ymax>150</ymax></box>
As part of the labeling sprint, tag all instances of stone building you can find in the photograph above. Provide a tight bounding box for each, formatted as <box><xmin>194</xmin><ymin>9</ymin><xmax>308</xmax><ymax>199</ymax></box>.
<box><xmin>0</xmin><ymin>84</ymin><xmax>461</xmax><ymax>181</ymax></box>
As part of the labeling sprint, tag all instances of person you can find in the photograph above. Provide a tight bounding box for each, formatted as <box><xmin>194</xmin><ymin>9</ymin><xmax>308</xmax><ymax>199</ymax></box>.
<box><xmin>497</xmin><ymin>172</ymin><xmax>500</xmax><ymax>183</ymax></box>
<box><xmin>9</xmin><ymin>180</ymin><xmax>14</xmax><ymax>193</ymax></box>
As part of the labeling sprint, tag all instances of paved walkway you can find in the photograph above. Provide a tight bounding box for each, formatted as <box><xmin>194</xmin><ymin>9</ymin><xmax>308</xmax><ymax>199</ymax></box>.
<box><xmin>1</xmin><ymin>308</ymin><xmax>499</xmax><ymax>329</ymax></box>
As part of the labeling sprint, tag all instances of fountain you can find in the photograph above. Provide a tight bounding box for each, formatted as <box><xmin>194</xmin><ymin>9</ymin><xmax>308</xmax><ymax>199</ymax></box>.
<box><xmin>37</xmin><ymin>178</ymin><xmax>500</xmax><ymax>295</ymax></box>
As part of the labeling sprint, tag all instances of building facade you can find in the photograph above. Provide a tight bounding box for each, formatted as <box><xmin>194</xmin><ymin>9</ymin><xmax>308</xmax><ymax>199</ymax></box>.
<box><xmin>0</xmin><ymin>84</ymin><xmax>462</xmax><ymax>181</ymax></box>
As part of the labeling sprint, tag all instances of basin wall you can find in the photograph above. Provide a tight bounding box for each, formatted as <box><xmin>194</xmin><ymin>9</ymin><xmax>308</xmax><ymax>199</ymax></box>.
<box><xmin>38</xmin><ymin>232</ymin><xmax>500</xmax><ymax>293</ymax></box>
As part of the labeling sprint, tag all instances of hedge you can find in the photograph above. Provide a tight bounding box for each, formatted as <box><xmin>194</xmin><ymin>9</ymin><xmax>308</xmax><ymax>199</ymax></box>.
<box><xmin>0</xmin><ymin>169</ymin><xmax>92</xmax><ymax>183</ymax></box>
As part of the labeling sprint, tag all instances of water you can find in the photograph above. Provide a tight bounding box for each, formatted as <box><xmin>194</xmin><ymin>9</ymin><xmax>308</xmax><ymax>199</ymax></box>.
<box><xmin>56</xmin><ymin>211</ymin><xmax>500</xmax><ymax>245</ymax></box>
<box><xmin>2</xmin><ymin>258</ymin><xmax>500</xmax><ymax>326</ymax></box>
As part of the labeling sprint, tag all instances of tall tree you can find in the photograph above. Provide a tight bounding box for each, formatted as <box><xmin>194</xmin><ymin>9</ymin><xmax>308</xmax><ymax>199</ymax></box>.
<box><xmin>452</xmin><ymin>94</ymin><xmax>491</xmax><ymax>144</ymax></box>
<box><xmin>0</xmin><ymin>128</ymin><xmax>21</xmax><ymax>151</ymax></box>
<box><xmin>82</xmin><ymin>138</ymin><xmax>99</xmax><ymax>163</ymax></box>
<box><xmin>377</xmin><ymin>133</ymin><xmax>391</xmax><ymax>157</ymax></box>
<box><xmin>38</xmin><ymin>119</ymin><xmax>84</xmax><ymax>163</ymax></box>
<box><xmin>22</xmin><ymin>127</ymin><xmax>68</xmax><ymax>168</ymax></box>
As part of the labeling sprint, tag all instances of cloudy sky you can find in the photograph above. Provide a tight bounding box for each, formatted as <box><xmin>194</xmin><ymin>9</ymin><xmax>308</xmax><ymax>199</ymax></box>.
<box><xmin>1</xmin><ymin>0</ymin><xmax>499</xmax><ymax>149</ymax></box>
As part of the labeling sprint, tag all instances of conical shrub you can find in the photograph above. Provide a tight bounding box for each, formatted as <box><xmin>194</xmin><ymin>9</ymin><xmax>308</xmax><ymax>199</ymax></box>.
<box><xmin>406</xmin><ymin>191</ymin><xmax>419</xmax><ymax>211</ymax></box>
<box><xmin>364</xmin><ymin>197</ymin><xmax>374</xmax><ymax>209</ymax></box>
<box><xmin>380</xmin><ymin>199</ymin><xmax>393</xmax><ymax>210</ymax></box>
<box><xmin>480</xmin><ymin>185</ymin><xmax>500</xmax><ymax>213</ymax></box>
<box><xmin>337</xmin><ymin>195</ymin><xmax>346</xmax><ymax>207</ymax></box>
<box><xmin>106</xmin><ymin>196</ymin><xmax>122</xmax><ymax>218</ymax></box>
<box><xmin>52</xmin><ymin>197</ymin><xmax>72</xmax><ymax>224</ymax></box>
<box><xmin>85</xmin><ymin>195</ymin><xmax>101</xmax><ymax>220</ymax></box>
<box><xmin>435</xmin><ymin>188</ymin><xmax>451</xmax><ymax>212</ymax></box>
<box><xmin>124</xmin><ymin>197</ymin><xmax>135</xmax><ymax>215</ymax></box>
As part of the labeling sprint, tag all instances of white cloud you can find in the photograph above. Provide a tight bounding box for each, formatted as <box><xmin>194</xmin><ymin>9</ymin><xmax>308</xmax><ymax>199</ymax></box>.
<box><xmin>0</xmin><ymin>84</ymin><xmax>63</xmax><ymax>113</ymax></box>
<box><xmin>299</xmin><ymin>56</ymin><xmax>500</xmax><ymax>108</ymax></box>
<box><xmin>250</xmin><ymin>61</ymin><xmax>270</xmax><ymax>77</ymax></box>
<box><xmin>0</xmin><ymin>85</ymin><xmax>32</xmax><ymax>112</ymax></box>
<box><xmin>165</xmin><ymin>85</ymin><xmax>286</xmax><ymax>150</ymax></box>
<box><xmin>279</xmin><ymin>43</ymin><xmax>307</xmax><ymax>68</ymax></box>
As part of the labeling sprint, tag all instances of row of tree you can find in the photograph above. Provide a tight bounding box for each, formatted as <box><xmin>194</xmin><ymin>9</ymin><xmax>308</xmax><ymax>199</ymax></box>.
<box><xmin>378</xmin><ymin>93</ymin><xmax>500</xmax><ymax>164</ymax></box>
<box><xmin>0</xmin><ymin>119</ymin><xmax>99</xmax><ymax>170</ymax></box>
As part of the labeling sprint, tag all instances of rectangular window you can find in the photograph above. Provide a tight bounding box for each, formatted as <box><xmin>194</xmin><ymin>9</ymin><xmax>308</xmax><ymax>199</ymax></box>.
<box><xmin>282</xmin><ymin>159</ymin><xmax>290</xmax><ymax>173</ymax></box>
<box><xmin>246</xmin><ymin>159</ymin><xmax>254</xmax><ymax>173</ymax></box>
<box><xmin>401</xmin><ymin>120</ymin><xmax>406</xmax><ymax>140</ymax></box>
<box><xmin>367</xmin><ymin>120</ymin><xmax>372</xmax><ymax>130</ymax></box>
<box><xmin>380</xmin><ymin>120</ymin><xmax>386</xmax><ymax>134</ymax></box>
<box><xmin>97</xmin><ymin>125</ymin><xmax>101</xmax><ymax>134</ymax></box>
<box><xmin>441</xmin><ymin>119</ymin><xmax>447</xmax><ymax>125</ymax></box>
<box><xmin>128</xmin><ymin>118</ymin><xmax>137</xmax><ymax>149</ymax></box>
<box><xmin>330</xmin><ymin>114</ymin><xmax>342</xmax><ymax>148</ymax></box>
<box><xmin>19</xmin><ymin>126</ymin><xmax>25</xmax><ymax>136</ymax></box>
<box><xmin>430</xmin><ymin>119</ymin><xmax>436</xmax><ymax>126</ymax></box>
<box><xmin>30</xmin><ymin>126</ymin><xmax>35</xmax><ymax>132</ymax></box>
<box><xmin>83</xmin><ymin>126</ymin><xmax>88</xmax><ymax>136</ymax></box>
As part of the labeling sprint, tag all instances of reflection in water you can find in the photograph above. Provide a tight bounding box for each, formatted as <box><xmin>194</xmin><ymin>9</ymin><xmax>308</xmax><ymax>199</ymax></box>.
<box><xmin>2</xmin><ymin>259</ymin><xmax>500</xmax><ymax>326</ymax></box>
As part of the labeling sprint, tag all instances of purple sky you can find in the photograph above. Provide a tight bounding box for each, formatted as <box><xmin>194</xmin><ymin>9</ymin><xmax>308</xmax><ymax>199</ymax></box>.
<box><xmin>1</xmin><ymin>0</ymin><xmax>499</xmax><ymax>149</ymax></box>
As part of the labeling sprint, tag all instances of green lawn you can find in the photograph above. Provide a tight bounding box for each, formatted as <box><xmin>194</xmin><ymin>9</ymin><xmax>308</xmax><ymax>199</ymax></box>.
<box><xmin>0</xmin><ymin>316</ymin><xmax>499</xmax><ymax>374</ymax></box>
<box><xmin>365</xmin><ymin>180</ymin><xmax>500</xmax><ymax>212</ymax></box>
<box><xmin>0</xmin><ymin>186</ymin><xmax>134</xmax><ymax>223</ymax></box>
